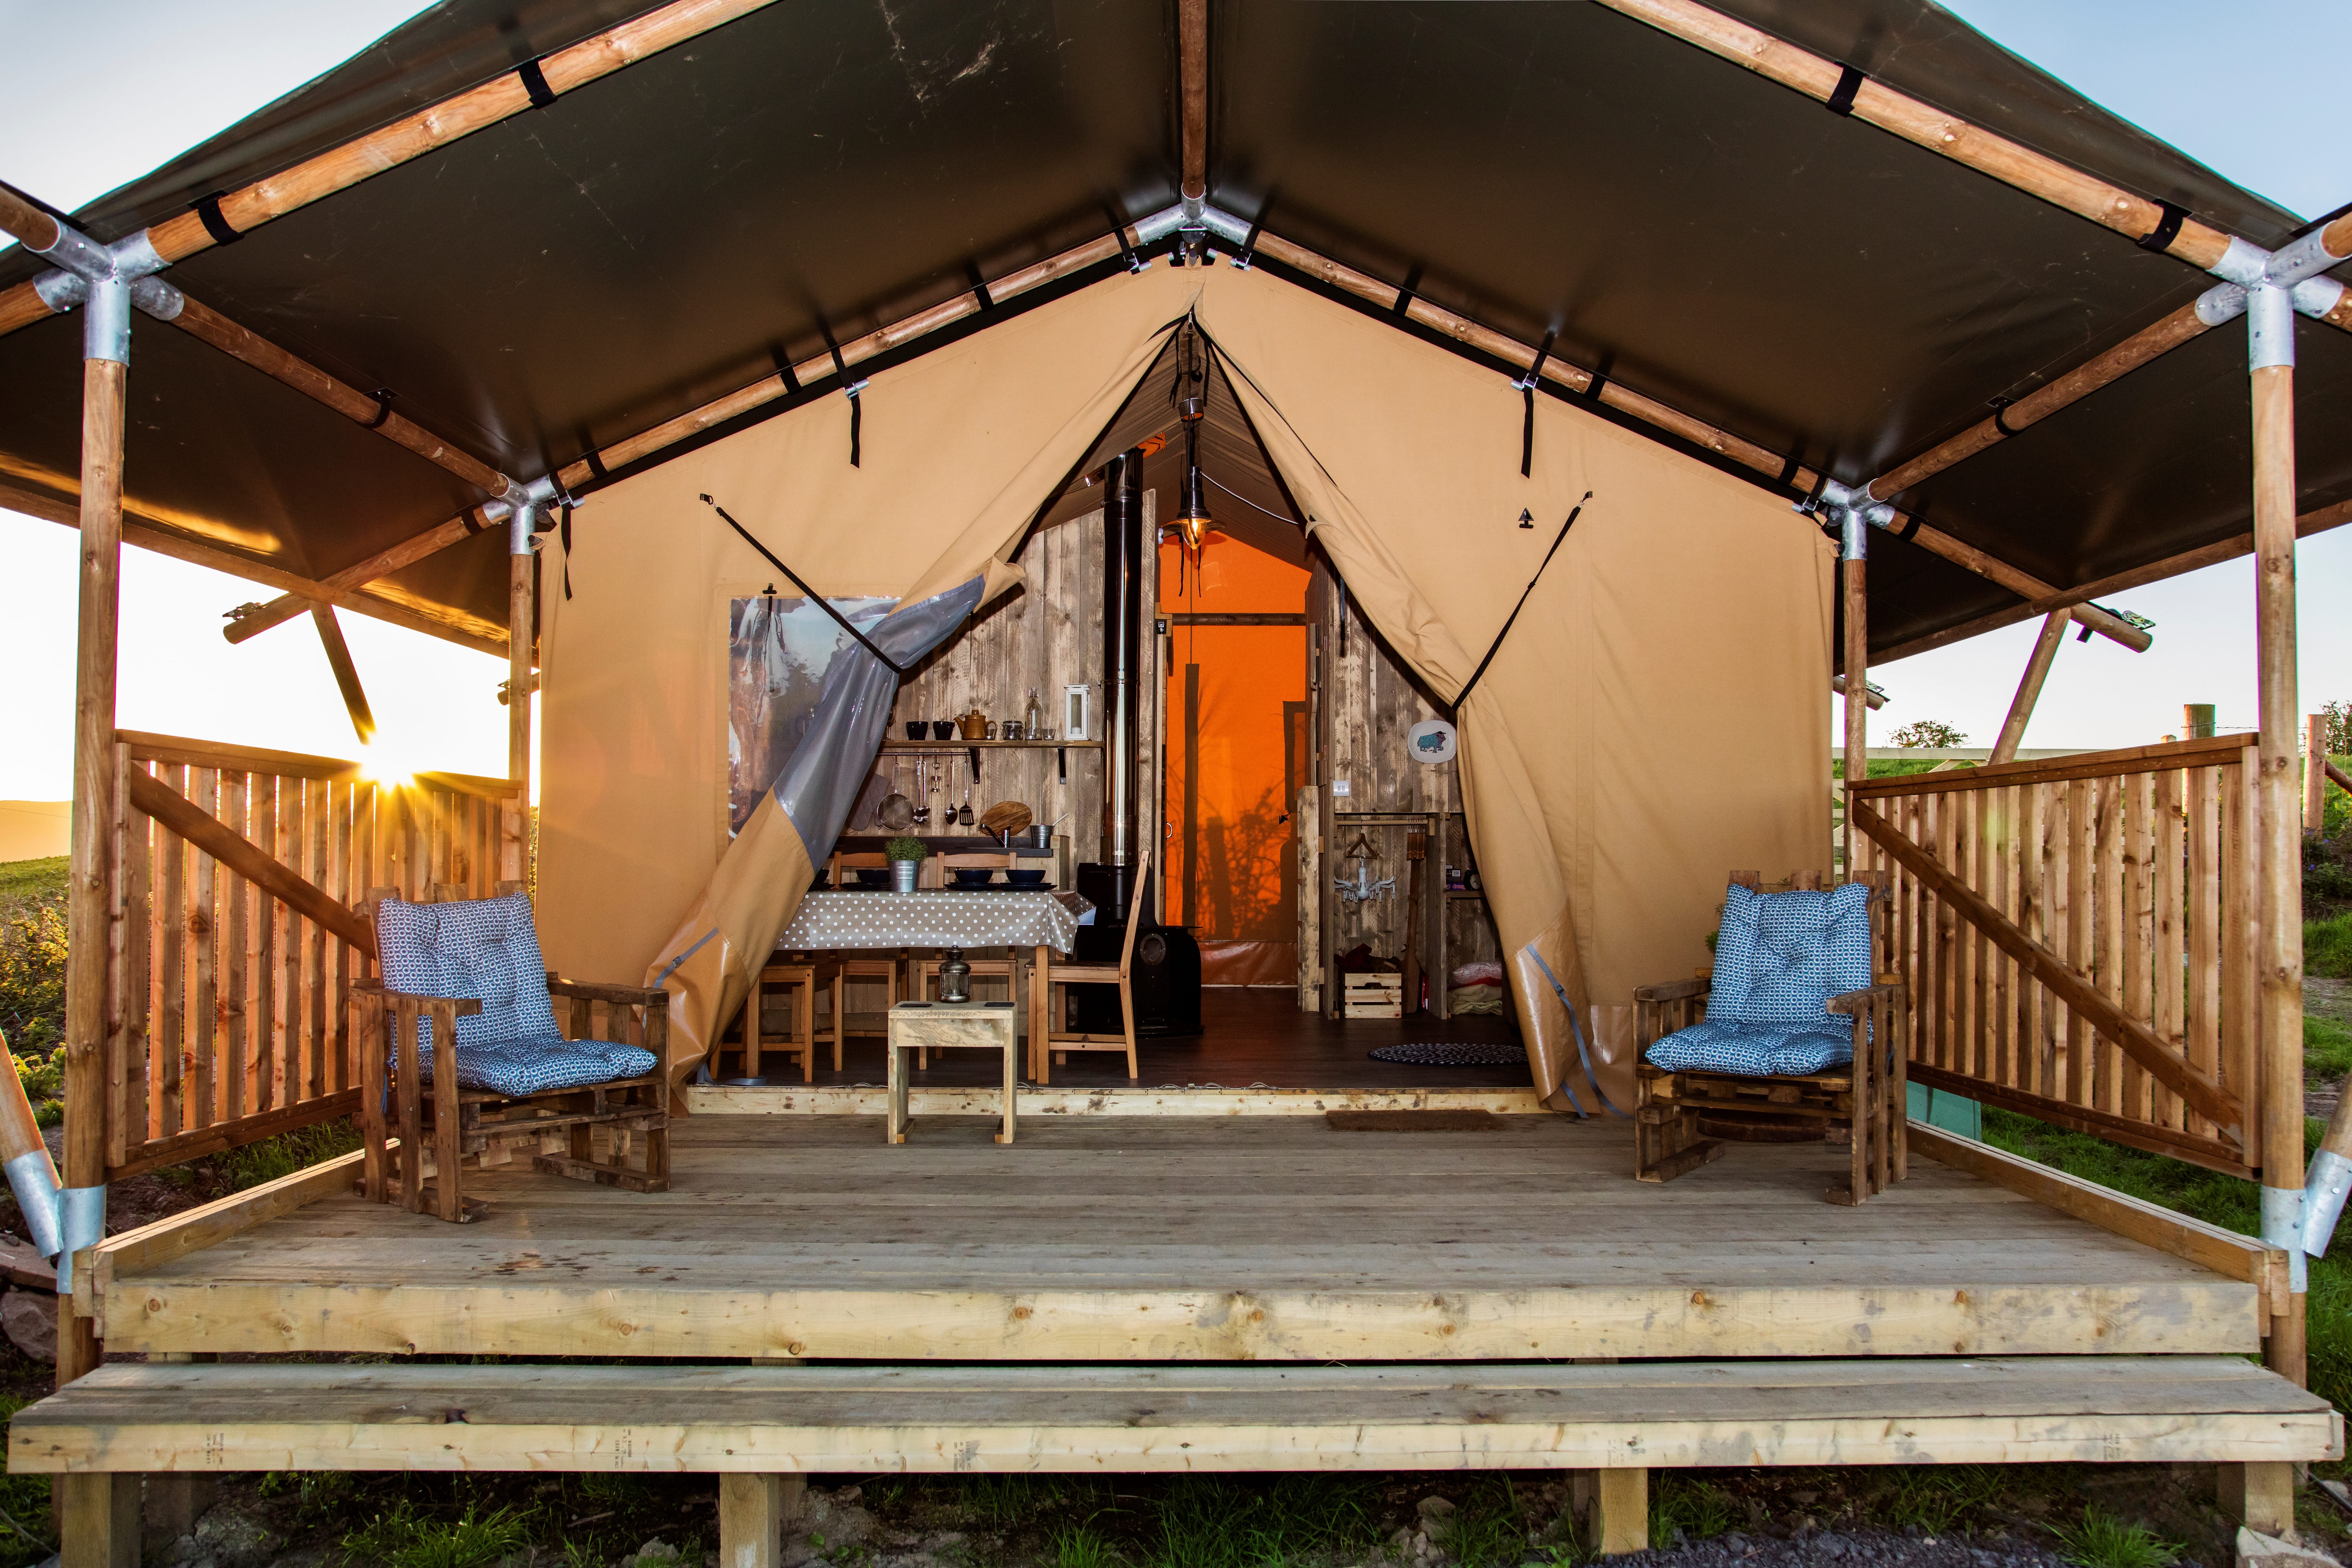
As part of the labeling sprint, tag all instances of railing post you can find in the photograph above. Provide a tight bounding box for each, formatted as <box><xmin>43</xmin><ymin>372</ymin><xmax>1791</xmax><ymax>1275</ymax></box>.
<box><xmin>2246</xmin><ymin>280</ymin><xmax>2306</xmax><ymax>1383</ymax></box>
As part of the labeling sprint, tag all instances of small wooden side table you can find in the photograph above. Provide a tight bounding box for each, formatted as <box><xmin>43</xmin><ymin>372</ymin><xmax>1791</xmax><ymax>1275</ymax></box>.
<box><xmin>886</xmin><ymin>1001</ymin><xmax>1019</xmax><ymax>1145</ymax></box>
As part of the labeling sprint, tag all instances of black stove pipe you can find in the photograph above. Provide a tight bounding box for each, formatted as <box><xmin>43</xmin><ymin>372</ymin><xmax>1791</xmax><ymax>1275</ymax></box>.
<box><xmin>1103</xmin><ymin>446</ymin><xmax>1145</xmax><ymax>874</ymax></box>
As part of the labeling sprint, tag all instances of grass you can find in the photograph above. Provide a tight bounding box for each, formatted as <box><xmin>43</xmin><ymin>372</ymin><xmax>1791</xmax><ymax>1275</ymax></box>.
<box><xmin>2310</xmin><ymin>1013</ymin><xmax>2352</xmax><ymax>1080</ymax></box>
<box><xmin>2050</xmin><ymin>1504</ymin><xmax>2181</xmax><ymax>1568</ymax></box>
<box><xmin>0</xmin><ymin>858</ymin><xmax>66</xmax><ymax>910</ymax></box>
<box><xmin>1880</xmin><ymin>1466</ymin><xmax>2003</xmax><ymax>1536</ymax></box>
<box><xmin>342</xmin><ymin>1498</ymin><xmax>535</xmax><ymax>1568</ymax></box>
<box><xmin>1649</xmin><ymin>1477</ymin><xmax>1737</xmax><ymax>1547</ymax></box>
<box><xmin>218</xmin><ymin>1116</ymin><xmax>362</xmax><ymax>1191</ymax></box>
<box><xmin>2313</xmin><ymin>910</ymin><xmax>2352</xmax><ymax>980</ymax></box>
<box><xmin>0</xmin><ymin>1397</ymin><xmax>52</xmax><ymax>1568</ymax></box>
<box><xmin>1146</xmin><ymin>1476</ymin><xmax>1384</xmax><ymax>1568</ymax></box>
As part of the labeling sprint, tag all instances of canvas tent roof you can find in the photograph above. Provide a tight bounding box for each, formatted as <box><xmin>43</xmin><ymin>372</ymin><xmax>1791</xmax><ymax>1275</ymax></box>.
<box><xmin>0</xmin><ymin>0</ymin><xmax>2345</xmax><ymax>657</ymax></box>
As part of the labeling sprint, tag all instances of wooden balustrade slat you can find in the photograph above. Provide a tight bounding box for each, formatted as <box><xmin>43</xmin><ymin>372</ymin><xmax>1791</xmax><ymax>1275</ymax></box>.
<box><xmin>155</xmin><ymin>764</ymin><xmax>186</xmax><ymax>1141</ymax></box>
<box><xmin>1847</xmin><ymin>796</ymin><xmax>2243</xmax><ymax>1139</ymax></box>
<box><xmin>1846</xmin><ymin>732</ymin><xmax>2255</xmax><ymax>797</ymax></box>
<box><xmin>2223</xmin><ymin>755</ymin><xmax>2259</xmax><ymax>1156</ymax></box>
<box><xmin>2123</xmin><ymin>774</ymin><xmax>2153</xmax><ymax>1124</ymax></box>
<box><xmin>2153</xmin><ymin>768</ymin><xmax>2185</xmax><ymax>1133</ymax></box>
<box><xmin>190</xmin><ymin>768</ymin><xmax>217</xmax><ymax>1134</ymax></box>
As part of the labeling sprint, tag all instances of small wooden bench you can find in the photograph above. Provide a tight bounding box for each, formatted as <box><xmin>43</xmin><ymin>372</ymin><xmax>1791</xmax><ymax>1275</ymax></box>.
<box><xmin>887</xmin><ymin>1000</ymin><xmax>1018</xmax><ymax>1144</ymax></box>
<box><xmin>11</xmin><ymin>1357</ymin><xmax>2337</xmax><ymax>1561</ymax></box>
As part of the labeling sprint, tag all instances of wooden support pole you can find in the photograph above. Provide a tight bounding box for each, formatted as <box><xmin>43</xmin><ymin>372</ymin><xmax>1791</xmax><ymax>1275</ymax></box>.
<box><xmin>1587</xmin><ymin>1468</ymin><xmax>1648</xmax><ymax>1556</ymax></box>
<box><xmin>718</xmin><ymin>1473</ymin><xmax>806</xmax><ymax>1568</ymax></box>
<box><xmin>2252</xmin><ymin>356</ymin><xmax>2308</xmax><ymax>1384</ymax></box>
<box><xmin>2217</xmin><ymin>1461</ymin><xmax>2296</xmax><ymax>1538</ymax></box>
<box><xmin>60</xmin><ymin>349</ymin><xmax>126</xmax><ymax>1396</ymax></box>
<box><xmin>1989</xmin><ymin>608</ymin><xmax>2072</xmax><ymax>765</ymax></box>
<box><xmin>224</xmin><ymin>507</ymin><xmax>498</xmax><ymax>646</ymax></box>
<box><xmin>506</xmin><ymin>541</ymin><xmax>535</xmax><ymax>886</ymax></box>
<box><xmin>56</xmin><ymin>1472</ymin><xmax>138</xmax><ymax>1568</ymax></box>
<box><xmin>2310</xmin><ymin>713</ymin><xmax>2331</xmax><ymax>835</ymax></box>
<box><xmin>1178</xmin><ymin>0</ymin><xmax>1209</xmax><ymax>201</ymax></box>
<box><xmin>309</xmin><ymin>605</ymin><xmax>377</xmax><ymax>745</ymax></box>
<box><xmin>1842</xmin><ymin>550</ymin><xmax>1868</xmax><ymax>871</ymax></box>
<box><xmin>1875</xmin><ymin>495</ymin><xmax>2352</xmax><ymax>666</ymax></box>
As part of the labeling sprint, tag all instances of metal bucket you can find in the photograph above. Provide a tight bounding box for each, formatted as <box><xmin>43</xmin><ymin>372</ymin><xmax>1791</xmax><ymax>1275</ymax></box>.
<box><xmin>1028</xmin><ymin>824</ymin><xmax>1053</xmax><ymax>848</ymax></box>
<box><xmin>891</xmin><ymin>859</ymin><xmax>920</xmax><ymax>892</ymax></box>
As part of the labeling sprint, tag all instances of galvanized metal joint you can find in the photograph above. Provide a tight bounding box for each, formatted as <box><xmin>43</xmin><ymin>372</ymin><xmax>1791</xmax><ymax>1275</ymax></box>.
<box><xmin>2</xmin><ymin>1149</ymin><xmax>62</xmax><ymax>1259</ymax></box>
<box><xmin>2304</xmin><ymin>1147</ymin><xmax>2352</xmax><ymax>1257</ymax></box>
<box><xmin>54</xmin><ymin>1183</ymin><xmax>105</xmax><ymax>1296</ymax></box>
<box><xmin>1797</xmin><ymin>479</ymin><xmax>1893</xmax><ymax>559</ymax></box>
<box><xmin>2262</xmin><ymin>1183</ymin><xmax>2309</xmax><ymax>1293</ymax></box>
<box><xmin>2246</xmin><ymin>281</ymin><xmax>2297</xmax><ymax>371</ymax></box>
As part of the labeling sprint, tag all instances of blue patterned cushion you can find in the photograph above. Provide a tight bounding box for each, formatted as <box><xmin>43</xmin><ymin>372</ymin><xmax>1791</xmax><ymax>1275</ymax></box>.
<box><xmin>1707</xmin><ymin>881</ymin><xmax>1872</xmax><ymax>1028</ymax></box>
<box><xmin>1644</xmin><ymin>1018</ymin><xmax>1854</xmax><ymax>1076</ymax></box>
<box><xmin>375</xmin><ymin>894</ymin><xmax>655</xmax><ymax>1095</ymax></box>
<box><xmin>1643</xmin><ymin>880</ymin><xmax>1874</xmax><ymax>1079</ymax></box>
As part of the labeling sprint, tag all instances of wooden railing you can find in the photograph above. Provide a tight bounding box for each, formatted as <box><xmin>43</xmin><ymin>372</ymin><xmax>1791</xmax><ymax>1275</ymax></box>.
<box><xmin>1847</xmin><ymin>734</ymin><xmax>2260</xmax><ymax>1175</ymax></box>
<box><xmin>108</xmin><ymin>732</ymin><xmax>524</xmax><ymax>1179</ymax></box>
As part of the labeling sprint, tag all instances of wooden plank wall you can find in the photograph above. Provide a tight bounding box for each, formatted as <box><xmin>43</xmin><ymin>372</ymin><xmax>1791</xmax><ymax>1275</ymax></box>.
<box><xmin>1310</xmin><ymin>559</ymin><xmax>1499</xmax><ymax>1008</ymax></box>
<box><xmin>879</xmin><ymin>497</ymin><xmax>1158</xmax><ymax>873</ymax></box>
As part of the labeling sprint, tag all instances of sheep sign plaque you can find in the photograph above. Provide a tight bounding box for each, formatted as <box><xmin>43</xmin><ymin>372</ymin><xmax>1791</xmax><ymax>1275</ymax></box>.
<box><xmin>1407</xmin><ymin>718</ymin><xmax>1457</xmax><ymax>765</ymax></box>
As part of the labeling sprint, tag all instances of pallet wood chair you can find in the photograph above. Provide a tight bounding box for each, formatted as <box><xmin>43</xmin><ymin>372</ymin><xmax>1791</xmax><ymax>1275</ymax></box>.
<box><xmin>821</xmin><ymin>852</ymin><xmax>904</xmax><ymax>1066</ymax></box>
<box><xmin>1034</xmin><ymin>852</ymin><xmax>1150</xmax><ymax>1083</ymax></box>
<box><xmin>354</xmin><ymin>886</ymin><xmax>671</xmax><ymax>1222</ymax></box>
<box><xmin>1632</xmin><ymin>870</ymin><xmax>1906</xmax><ymax>1206</ymax></box>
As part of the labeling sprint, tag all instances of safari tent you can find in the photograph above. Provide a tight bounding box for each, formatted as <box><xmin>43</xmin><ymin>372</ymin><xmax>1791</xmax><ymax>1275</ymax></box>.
<box><xmin>1</xmin><ymin>0</ymin><xmax>2349</xmax><ymax>1560</ymax></box>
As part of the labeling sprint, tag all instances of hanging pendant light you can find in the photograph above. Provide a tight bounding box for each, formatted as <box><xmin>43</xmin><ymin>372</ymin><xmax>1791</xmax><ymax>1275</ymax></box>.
<box><xmin>1173</xmin><ymin>326</ymin><xmax>1211</xmax><ymax>553</ymax></box>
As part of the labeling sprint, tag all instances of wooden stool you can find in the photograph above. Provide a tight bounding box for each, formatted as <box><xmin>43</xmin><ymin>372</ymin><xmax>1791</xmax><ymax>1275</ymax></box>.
<box><xmin>886</xmin><ymin>1001</ymin><xmax>1018</xmax><ymax>1145</ymax></box>
<box><xmin>910</xmin><ymin>951</ymin><xmax>1024</xmax><ymax>1065</ymax></box>
<box><xmin>748</xmin><ymin>961</ymin><xmax>820</xmax><ymax>1082</ymax></box>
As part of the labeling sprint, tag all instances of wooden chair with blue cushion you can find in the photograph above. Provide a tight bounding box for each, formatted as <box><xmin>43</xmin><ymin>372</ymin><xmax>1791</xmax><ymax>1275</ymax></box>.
<box><xmin>1632</xmin><ymin>870</ymin><xmax>1905</xmax><ymax>1204</ymax></box>
<box><xmin>355</xmin><ymin>886</ymin><xmax>671</xmax><ymax>1222</ymax></box>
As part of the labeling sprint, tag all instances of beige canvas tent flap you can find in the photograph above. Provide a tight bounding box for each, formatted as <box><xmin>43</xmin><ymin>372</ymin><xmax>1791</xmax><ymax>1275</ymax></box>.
<box><xmin>540</xmin><ymin>265</ymin><xmax>1202</xmax><ymax>1079</ymax></box>
<box><xmin>1194</xmin><ymin>267</ymin><xmax>1831</xmax><ymax>1109</ymax></box>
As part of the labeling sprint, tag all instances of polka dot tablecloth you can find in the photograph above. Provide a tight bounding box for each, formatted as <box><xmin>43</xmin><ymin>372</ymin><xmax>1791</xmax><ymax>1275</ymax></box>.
<box><xmin>774</xmin><ymin>889</ymin><xmax>1094</xmax><ymax>954</ymax></box>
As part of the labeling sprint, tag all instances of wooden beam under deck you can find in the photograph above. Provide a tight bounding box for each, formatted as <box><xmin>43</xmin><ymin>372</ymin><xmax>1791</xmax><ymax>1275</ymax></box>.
<box><xmin>87</xmin><ymin>1115</ymin><xmax>2262</xmax><ymax>1364</ymax></box>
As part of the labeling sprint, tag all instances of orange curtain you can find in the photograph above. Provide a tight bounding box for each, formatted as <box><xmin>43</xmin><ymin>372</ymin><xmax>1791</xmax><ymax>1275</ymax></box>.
<box><xmin>1161</xmin><ymin>532</ymin><xmax>1309</xmax><ymax>985</ymax></box>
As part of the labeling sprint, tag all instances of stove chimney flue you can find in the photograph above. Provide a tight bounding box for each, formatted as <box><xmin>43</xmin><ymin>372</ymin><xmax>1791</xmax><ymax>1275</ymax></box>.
<box><xmin>1102</xmin><ymin>447</ymin><xmax>1145</xmax><ymax>869</ymax></box>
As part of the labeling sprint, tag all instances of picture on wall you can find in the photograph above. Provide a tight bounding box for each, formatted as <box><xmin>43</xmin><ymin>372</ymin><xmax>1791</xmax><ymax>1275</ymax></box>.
<box><xmin>728</xmin><ymin>592</ymin><xmax>895</xmax><ymax>835</ymax></box>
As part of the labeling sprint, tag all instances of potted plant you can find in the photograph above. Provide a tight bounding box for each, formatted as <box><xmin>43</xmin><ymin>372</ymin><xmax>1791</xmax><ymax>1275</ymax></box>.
<box><xmin>884</xmin><ymin>835</ymin><xmax>928</xmax><ymax>892</ymax></box>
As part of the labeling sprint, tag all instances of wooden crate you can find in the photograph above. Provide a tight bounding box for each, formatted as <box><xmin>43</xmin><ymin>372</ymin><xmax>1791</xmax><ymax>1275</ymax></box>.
<box><xmin>1342</xmin><ymin>971</ymin><xmax>1404</xmax><ymax>1019</ymax></box>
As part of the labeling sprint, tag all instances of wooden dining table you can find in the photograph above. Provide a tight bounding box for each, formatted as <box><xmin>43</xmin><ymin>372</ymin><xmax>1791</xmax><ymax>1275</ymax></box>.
<box><xmin>773</xmin><ymin>886</ymin><xmax>1095</xmax><ymax>1063</ymax></box>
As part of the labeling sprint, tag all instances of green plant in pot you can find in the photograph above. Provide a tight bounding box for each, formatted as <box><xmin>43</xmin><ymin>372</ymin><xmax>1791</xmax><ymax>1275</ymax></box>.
<box><xmin>884</xmin><ymin>835</ymin><xmax>928</xmax><ymax>892</ymax></box>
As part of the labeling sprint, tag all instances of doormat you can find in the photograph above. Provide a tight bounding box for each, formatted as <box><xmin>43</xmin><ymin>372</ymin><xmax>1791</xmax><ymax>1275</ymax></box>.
<box><xmin>1368</xmin><ymin>1041</ymin><xmax>1525</xmax><ymax>1067</ymax></box>
<box><xmin>1326</xmin><ymin>1110</ymin><xmax>1505</xmax><ymax>1131</ymax></box>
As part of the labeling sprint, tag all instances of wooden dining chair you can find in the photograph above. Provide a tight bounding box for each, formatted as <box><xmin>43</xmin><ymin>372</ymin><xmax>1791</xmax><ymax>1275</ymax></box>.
<box><xmin>819</xmin><ymin>852</ymin><xmax>901</xmax><ymax>1065</ymax></box>
<box><xmin>1035</xmin><ymin>851</ymin><xmax>1150</xmax><ymax>1083</ymax></box>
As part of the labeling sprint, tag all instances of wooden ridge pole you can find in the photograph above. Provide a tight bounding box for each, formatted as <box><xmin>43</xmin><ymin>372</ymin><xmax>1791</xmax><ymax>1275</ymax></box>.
<box><xmin>2248</xmin><ymin>293</ymin><xmax>2307</xmax><ymax>1385</ymax></box>
<box><xmin>1178</xmin><ymin>0</ymin><xmax>1209</xmax><ymax>202</ymax></box>
<box><xmin>0</xmin><ymin>0</ymin><xmax>786</xmax><ymax>338</ymax></box>
<box><xmin>1987</xmin><ymin>608</ymin><xmax>2071</xmax><ymax>764</ymax></box>
<box><xmin>1877</xmin><ymin>494</ymin><xmax>2352</xmax><ymax>666</ymax></box>
<box><xmin>223</xmin><ymin>507</ymin><xmax>499</xmax><ymax>645</ymax></box>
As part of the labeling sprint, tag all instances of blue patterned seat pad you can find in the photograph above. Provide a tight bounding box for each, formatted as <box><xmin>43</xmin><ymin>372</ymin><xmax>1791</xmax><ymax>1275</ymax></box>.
<box><xmin>375</xmin><ymin>894</ymin><xmax>656</xmax><ymax>1097</ymax></box>
<box><xmin>1645</xmin><ymin>880</ymin><xmax>1872</xmax><ymax>1078</ymax></box>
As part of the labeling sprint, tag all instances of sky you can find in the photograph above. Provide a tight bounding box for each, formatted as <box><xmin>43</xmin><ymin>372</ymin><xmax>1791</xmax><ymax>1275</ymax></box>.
<box><xmin>0</xmin><ymin>0</ymin><xmax>2346</xmax><ymax>801</ymax></box>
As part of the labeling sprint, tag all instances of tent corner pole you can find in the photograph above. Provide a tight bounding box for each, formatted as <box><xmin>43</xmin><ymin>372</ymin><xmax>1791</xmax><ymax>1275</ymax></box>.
<box><xmin>2247</xmin><ymin>281</ymin><xmax>2307</xmax><ymax>1385</ymax></box>
<box><xmin>1839</xmin><ymin>512</ymin><xmax>1867</xmax><ymax>878</ymax></box>
<box><xmin>1987</xmin><ymin>608</ymin><xmax>2072</xmax><ymax>765</ymax></box>
<box><xmin>507</xmin><ymin>501</ymin><xmax>537</xmax><ymax>888</ymax></box>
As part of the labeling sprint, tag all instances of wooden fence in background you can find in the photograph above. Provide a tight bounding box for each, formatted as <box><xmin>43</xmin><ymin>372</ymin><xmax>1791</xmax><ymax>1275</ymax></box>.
<box><xmin>1846</xmin><ymin>733</ymin><xmax>2259</xmax><ymax>1175</ymax></box>
<box><xmin>106</xmin><ymin>731</ymin><xmax>524</xmax><ymax>1180</ymax></box>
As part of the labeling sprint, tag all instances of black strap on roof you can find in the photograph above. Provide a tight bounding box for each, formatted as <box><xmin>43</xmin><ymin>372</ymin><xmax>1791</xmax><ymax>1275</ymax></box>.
<box><xmin>1113</xmin><ymin>222</ymin><xmax>1146</xmax><ymax>274</ymax></box>
<box><xmin>583</xmin><ymin>447</ymin><xmax>608</xmax><ymax>481</ymax></box>
<box><xmin>769</xmin><ymin>345</ymin><xmax>801</xmax><ymax>396</ymax></box>
<box><xmin>1234</xmin><ymin>216</ymin><xmax>1263</xmax><ymax>271</ymax></box>
<box><xmin>1453</xmin><ymin>492</ymin><xmax>1592</xmax><ymax>715</ymax></box>
<box><xmin>822</xmin><ymin>328</ymin><xmax>865</xmax><ymax>468</ymax></box>
<box><xmin>2136</xmin><ymin>200</ymin><xmax>2191</xmax><ymax>253</ymax></box>
<box><xmin>1894</xmin><ymin>513</ymin><xmax>1922</xmax><ymax>541</ymax></box>
<box><xmin>966</xmin><ymin>262</ymin><xmax>995</xmax><ymax>311</ymax></box>
<box><xmin>1391</xmin><ymin>265</ymin><xmax>1422</xmax><ymax>319</ymax></box>
<box><xmin>1990</xmin><ymin>395</ymin><xmax>2021</xmax><ymax>438</ymax></box>
<box><xmin>558</xmin><ymin>505</ymin><xmax>574</xmax><ymax>600</ymax></box>
<box><xmin>365</xmin><ymin>389</ymin><xmax>396</xmax><ymax>430</ymax></box>
<box><xmin>1775</xmin><ymin>446</ymin><xmax>1805</xmax><ymax>494</ymax></box>
<box><xmin>1826</xmin><ymin>64</ymin><xmax>1866</xmax><ymax>116</ymax></box>
<box><xmin>516</xmin><ymin>57</ymin><xmax>557</xmax><ymax>110</ymax></box>
<box><xmin>702</xmin><ymin>494</ymin><xmax>904</xmax><ymax>670</ymax></box>
<box><xmin>1518</xmin><ymin>331</ymin><xmax>1555</xmax><ymax>478</ymax></box>
<box><xmin>195</xmin><ymin>193</ymin><xmax>243</xmax><ymax>246</ymax></box>
<box><xmin>1581</xmin><ymin>352</ymin><xmax>1613</xmax><ymax>406</ymax></box>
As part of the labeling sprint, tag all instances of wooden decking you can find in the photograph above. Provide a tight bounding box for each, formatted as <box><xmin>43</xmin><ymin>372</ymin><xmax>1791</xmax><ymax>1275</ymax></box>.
<box><xmin>90</xmin><ymin>1114</ymin><xmax>2265</xmax><ymax>1364</ymax></box>
<box><xmin>14</xmin><ymin>1357</ymin><xmax>2338</xmax><ymax>1475</ymax></box>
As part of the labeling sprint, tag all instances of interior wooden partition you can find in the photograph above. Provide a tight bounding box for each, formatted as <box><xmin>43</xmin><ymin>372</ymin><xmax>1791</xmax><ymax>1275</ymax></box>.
<box><xmin>107</xmin><ymin>731</ymin><xmax>524</xmax><ymax>1180</ymax></box>
<box><xmin>1845</xmin><ymin>733</ymin><xmax>2261</xmax><ymax>1176</ymax></box>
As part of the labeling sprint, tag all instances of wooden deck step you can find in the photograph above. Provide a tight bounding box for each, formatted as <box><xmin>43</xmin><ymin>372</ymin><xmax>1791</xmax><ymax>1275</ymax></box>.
<box><xmin>11</xmin><ymin>1356</ymin><xmax>2337</xmax><ymax>1475</ymax></box>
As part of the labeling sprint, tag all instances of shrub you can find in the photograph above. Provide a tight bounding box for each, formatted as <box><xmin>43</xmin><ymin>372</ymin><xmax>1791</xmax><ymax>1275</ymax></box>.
<box><xmin>0</xmin><ymin>903</ymin><xmax>67</xmax><ymax>1059</ymax></box>
<box><xmin>1890</xmin><ymin>719</ymin><xmax>1967</xmax><ymax>748</ymax></box>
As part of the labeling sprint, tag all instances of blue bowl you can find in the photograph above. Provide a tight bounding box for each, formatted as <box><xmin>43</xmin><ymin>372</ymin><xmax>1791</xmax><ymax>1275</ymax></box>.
<box><xmin>1004</xmin><ymin>868</ymin><xmax>1047</xmax><ymax>886</ymax></box>
<box><xmin>853</xmin><ymin>869</ymin><xmax>892</xmax><ymax>889</ymax></box>
<box><xmin>950</xmin><ymin>868</ymin><xmax>996</xmax><ymax>887</ymax></box>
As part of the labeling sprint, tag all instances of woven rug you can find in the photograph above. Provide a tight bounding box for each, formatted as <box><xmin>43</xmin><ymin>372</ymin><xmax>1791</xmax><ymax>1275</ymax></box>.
<box><xmin>1367</xmin><ymin>1041</ymin><xmax>1525</xmax><ymax>1067</ymax></box>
